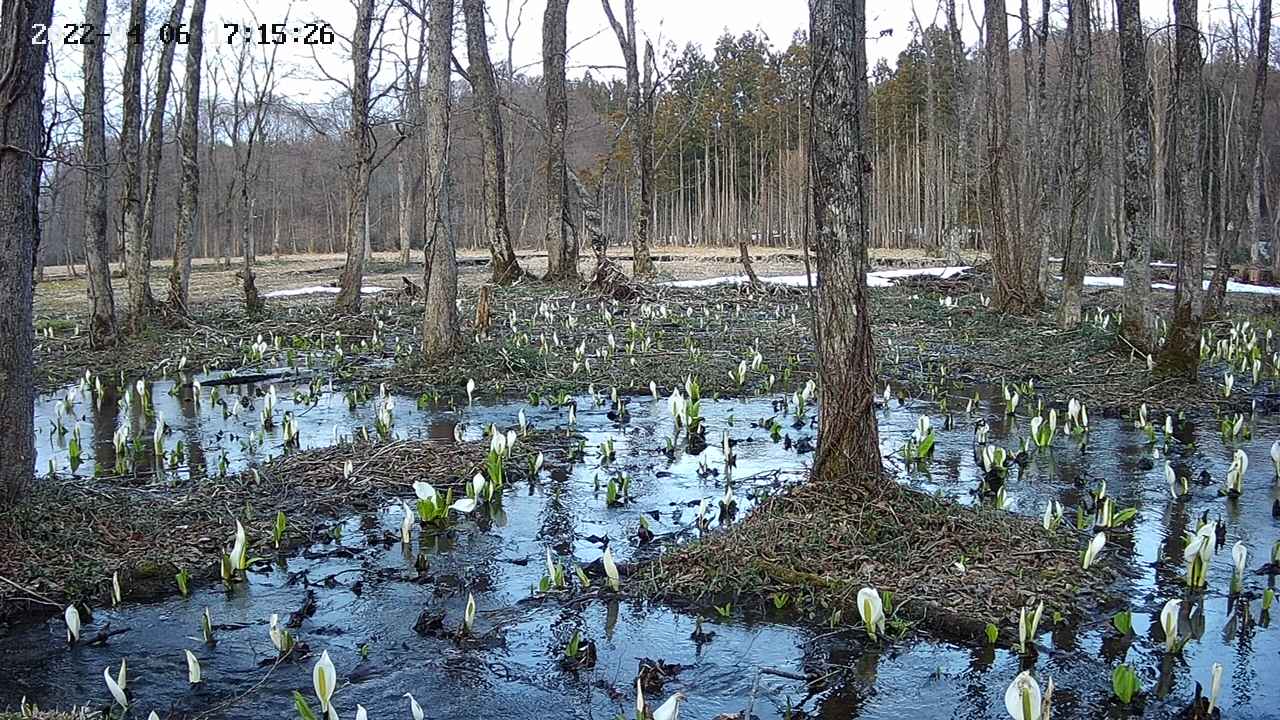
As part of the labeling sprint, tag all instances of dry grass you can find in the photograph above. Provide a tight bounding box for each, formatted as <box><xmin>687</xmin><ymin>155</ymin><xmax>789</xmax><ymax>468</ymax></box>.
<box><xmin>636</xmin><ymin>472</ymin><xmax>1104</xmax><ymax>642</ymax></box>
<box><xmin>0</xmin><ymin>707</ymin><xmax>96</xmax><ymax>712</ymax></box>
<box><xmin>0</xmin><ymin>433</ymin><xmax>568</xmax><ymax>618</ymax></box>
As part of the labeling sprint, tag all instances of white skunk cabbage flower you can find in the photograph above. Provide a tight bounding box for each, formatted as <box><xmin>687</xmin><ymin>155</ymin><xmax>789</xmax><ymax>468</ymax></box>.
<box><xmin>1225</xmin><ymin>449</ymin><xmax>1248</xmax><ymax>494</ymax></box>
<box><xmin>1232</xmin><ymin>541</ymin><xmax>1248</xmax><ymax>580</ymax></box>
<box><xmin>650</xmin><ymin>381</ymin><xmax>659</xmax><ymax>399</ymax></box>
<box><xmin>1208</xmin><ymin>662</ymin><xmax>1223</xmax><ymax>714</ymax></box>
<box><xmin>413</xmin><ymin>482</ymin><xmax>438</xmax><ymax>502</ymax></box>
<box><xmin>856</xmin><ymin>587</ymin><xmax>885</xmax><ymax>640</ymax></box>
<box><xmin>602</xmin><ymin>547</ymin><xmax>620</xmax><ymax>591</ymax></box>
<box><xmin>228</xmin><ymin>521</ymin><xmax>248</xmax><ymax>571</ymax></box>
<box><xmin>464</xmin><ymin>592</ymin><xmax>477</xmax><ymax>633</ymax></box>
<box><xmin>1004</xmin><ymin>671</ymin><xmax>1042</xmax><ymax>720</ymax></box>
<box><xmin>404</xmin><ymin>693</ymin><xmax>424</xmax><ymax>720</ymax></box>
<box><xmin>450</xmin><ymin>497</ymin><xmax>478</xmax><ymax>514</ymax></box>
<box><xmin>104</xmin><ymin>659</ymin><xmax>128</xmax><ymax>709</ymax></box>
<box><xmin>636</xmin><ymin>678</ymin><xmax>646</xmax><ymax>718</ymax></box>
<box><xmin>312</xmin><ymin>650</ymin><xmax>336</xmax><ymax>715</ymax></box>
<box><xmin>1165</xmin><ymin>462</ymin><xmax>1183</xmax><ymax>499</ymax></box>
<box><xmin>466</xmin><ymin>378</ymin><xmax>476</xmax><ymax>405</ymax></box>
<box><xmin>269</xmin><ymin>613</ymin><xmax>286</xmax><ymax>652</ymax></box>
<box><xmin>470</xmin><ymin>474</ymin><xmax>487</xmax><ymax>498</ymax></box>
<box><xmin>667</xmin><ymin>390</ymin><xmax>686</xmax><ymax>423</ymax></box>
<box><xmin>64</xmin><ymin>605</ymin><xmax>81</xmax><ymax>643</ymax></box>
<box><xmin>1160</xmin><ymin>599</ymin><xmax>1182</xmax><ymax>651</ymax></box>
<box><xmin>355</xmin><ymin>705</ymin><xmax>368</xmax><ymax>720</ymax></box>
<box><xmin>653</xmin><ymin>692</ymin><xmax>686</xmax><ymax>720</ymax></box>
<box><xmin>1271</xmin><ymin>440</ymin><xmax>1280</xmax><ymax>475</ymax></box>
<box><xmin>1018</xmin><ymin>601</ymin><xmax>1044</xmax><ymax>653</ymax></box>
<box><xmin>912</xmin><ymin>415</ymin><xmax>932</xmax><ymax>444</ymax></box>
<box><xmin>401</xmin><ymin>501</ymin><xmax>415</xmax><ymax>544</ymax></box>
<box><xmin>184</xmin><ymin>649</ymin><xmax>202</xmax><ymax>684</ymax></box>
<box><xmin>1082</xmin><ymin>532</ymin><xmax>1106</xmax><ymax>569</ymax></box>
<box><xmin>1183</xmin><ymin>522</ymin><xmax>1216</xmax><ymax>587</ymax></box>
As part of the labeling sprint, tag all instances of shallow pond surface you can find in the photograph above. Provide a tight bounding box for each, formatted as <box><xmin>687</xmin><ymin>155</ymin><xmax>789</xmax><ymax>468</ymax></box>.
<box><xmin>4</xmin><ymin>379</ymin><xmax>1280</xmax><ymax>719</ymax></box>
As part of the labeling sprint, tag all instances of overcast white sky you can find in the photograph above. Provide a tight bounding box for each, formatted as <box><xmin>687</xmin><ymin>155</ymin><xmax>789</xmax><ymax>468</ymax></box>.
<box><xmin>47</xmin><ymin>0</ymin><xmax>1200</xmax><ymax>107</ymax></box>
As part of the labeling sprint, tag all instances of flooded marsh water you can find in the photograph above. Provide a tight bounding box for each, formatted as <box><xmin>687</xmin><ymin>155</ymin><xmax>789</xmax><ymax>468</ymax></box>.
<box><xmin>3</xmin><ymin>376</ymin><xmax>1279</xmax><ymax>719</ymax></box>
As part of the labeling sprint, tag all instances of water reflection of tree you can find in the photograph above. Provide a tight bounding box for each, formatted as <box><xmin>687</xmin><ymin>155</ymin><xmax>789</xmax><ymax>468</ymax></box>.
<box><xmin>91</xmin><ymin>383</ymin><xmax>121</xmax><ymax>471</ymax></box>
<box><xmin>176</xmin><ymin>378</ymin><xmax>208</xmax><ymax>478</ymax></box>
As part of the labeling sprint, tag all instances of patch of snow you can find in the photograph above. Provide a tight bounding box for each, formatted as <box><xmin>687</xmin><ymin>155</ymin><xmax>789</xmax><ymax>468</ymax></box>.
<box><xmin>1078</xmin><ymin>276</ymin><xmax>1280</xmax><ymax>296</ymax></box>
<box><xmin>263</xmin><ymin>285</ymin><xmax>390</xmax><ymax>299</ymax></box>
<box><xmin>664</xmin><ymin>266</ymin><xmax>972</xmax><ymax>290</ymax></box>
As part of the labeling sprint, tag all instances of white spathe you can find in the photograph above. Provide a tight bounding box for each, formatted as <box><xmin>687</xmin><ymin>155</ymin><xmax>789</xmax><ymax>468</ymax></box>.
<box><xmin>1004</xmin><ymin>671</ymin><xmax>1043</xmax><ymax>720</ymax></box>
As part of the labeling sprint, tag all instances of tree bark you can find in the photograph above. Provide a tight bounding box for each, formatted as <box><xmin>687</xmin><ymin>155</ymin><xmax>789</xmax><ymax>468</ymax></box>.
<box><xmin>1205</xmin><ymin>0</ymin><xmax>1270</xmax><ymax>315</ymax></box>
<box><xmin>422</xmin><ymin>0</ymin><xmax>460</xmax><ymax>357</ymax></box>
<box><xmin>1158</xmin><ymin>0</ymin><xmax>1206</xmax><ymax>378</ymax></box>
<box><xmin>141</xmin><ymin>0</ymin><xmax>186</xmax><ymax>307</ymax></box>
<box><xmin>463</xmin><ymin>0</ymin><xmax>525</xmax><ymax>284</ymax></box>
<box><xmin>542</xmin><ymin>0</ymin><xmax>578</xmax><ymax>281</ymax></box>
<box><xmin>168</xmin><ymin>0</ymin><xmax>206</xmax><ymax>312</ymax></box>
<box><xmin>983</xmin><ymin>0</ymin><xmax>1038</xmax><ymax>314</ymax></box>
<box><xmin>809</xmin><ymin>0</ymin><xmax>882</xmax><ymax>481</ymax></box>
<box><xmin>83</xmin><ymin>0</ymin><xmax>117</xmax><ymax>345</ymax></box>
<box><xmin>397</xmin><ymin>152</ymin><xmax>413</xmax><ymax>267</ymax></box>
<box><xmin>335</xmin><ymin>0</ymin><xmax>376</xmax><ymax>311</ymax></box>
<box><xmin>121</xmin><ymin>0</ymin><xmax>149</xmax><ymax>333</ymax></box>
<box><xmin>602</xmin><ymin>0</ymin><xmax>655</xmax><ymax>276</ymax></box>
<box><xmin>1056</xmin><ymin>0</ymin><xmax>1095</xmax><ymax>328</ymax></box>
<box><xmin>0</xmin><ymin>0</ymin><xmax>54</xmax><ymax>503</ymax></box>
<box><xmin>1116</xmin><ymin>0</ymin><xmax>1155</xmax><ymax>350</ymax></box>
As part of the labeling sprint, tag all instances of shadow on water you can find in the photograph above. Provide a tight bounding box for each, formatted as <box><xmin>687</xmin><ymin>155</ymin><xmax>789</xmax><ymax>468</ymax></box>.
<box><xmin>4</xmin><ymin>379</ymin><xmax>1279</xmax><ymax>719</ymax></box>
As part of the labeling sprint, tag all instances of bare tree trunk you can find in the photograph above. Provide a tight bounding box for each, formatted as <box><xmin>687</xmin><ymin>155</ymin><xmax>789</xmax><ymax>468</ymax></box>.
<box><xmin>0</xmin><ymin>0</ymin><xmax>54</xmax><ymax>503</ymax></box>
<box><xmin>335</xmin><ymin>0</ymin><xmax>376</xmax><ymax>311</ymax></box>
<box><xmin>121</xmin><ymin>0</ymin><xmax>149</xmax><ymax>333</ymax></box>
<box><xmin>602</xmin><ymin>0</ymin><xmax>655</xmax><ymax>276</ymax></box>
<box><xmin>542</xmin><ymin>0</ymin><xmax>578</xmax><ymax>281</ymax></box>
<box><xmin>1116</xmin><ymin>0</ymin><xmax>1154</xmax><ymax>350</ymax></box>
<box><xmin>1159</xmin><ymin>0</ymin><xmax>1206</xmax><ymax>377</ymax></box>
<box><xmin>637</xmin><ymin>40</ymin><xmax>655</xmax><ymax>274</ymax></box>
<box><xmin>1206</xmin><ymin>0</ymin><xmax>1270</xmax><ymax>315</ymax></box>
<box><xmin>141</xmin><ymin>0</ymin><xmax>186</xmax><ymax>306</ymax></box>
<box><xmin>168</xmin><ymin>0</ymin><xmax>206</xmax><ymax>312</ymax></box>
<box><xmin>240</xmin><ymin>182</ymin><xmax>262</xmax><ymax>313</ymax></box>
<box><xmin>83</xmin><ymin>0</ymin><xmax>117</xmax><ymax>346</ymax></box>
<box><xmin>809</xmin><ymin>0</ymin><xmax>882</xmax><ymax>481</ymax></box>
<box><xmin>1056</xmin><ymin>0</ymin><xmax>1096</xmax><ymax>328</ymax></box>
<box><xmin>463</xmin><ymin>0</ymin><xmax>525</xmax><ymax>284</ymax></box>
<box><xmin>983</xmin><ymin>0</ymin><xmax>1038</xmax><ymax>314</ymax></box>
<box><xmin>398</xmin><ymin>152</ymin><xmax>413</xmax><ymax>267</ymax></box>
<box><xmin>422</xmin><ymin>0</ymin><xmax>461</xmax><ymax>356</ymax></box>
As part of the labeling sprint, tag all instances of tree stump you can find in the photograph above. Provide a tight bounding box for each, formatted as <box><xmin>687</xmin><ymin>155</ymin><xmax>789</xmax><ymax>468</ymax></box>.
<box><xmin>475</xmin><ymin>284</ymin><xmax>493</xmax><ymax>335</ymax></box>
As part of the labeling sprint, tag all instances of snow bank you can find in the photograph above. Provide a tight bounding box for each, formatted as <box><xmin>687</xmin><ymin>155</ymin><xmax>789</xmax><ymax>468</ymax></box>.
<box><xmin>1078</xmin><ymin>276</ymin><xmax>1280</xmax><ymax>296</ymax></box>
<box><xmin>263</xmin><ymin>285</ymin><xmax>390</xmax><ymax>299</ymax></box>
<box><xmin>664</xmin><ymin>266</ymin><xmax>972</xmax><ymax>290</ymax></box>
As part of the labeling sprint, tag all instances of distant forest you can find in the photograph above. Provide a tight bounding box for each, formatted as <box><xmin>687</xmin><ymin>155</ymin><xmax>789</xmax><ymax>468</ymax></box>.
<box><xmin>36</xmin><ymin>1</ymin><xmax>1279</xmax><ymax>273</ymax></box>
